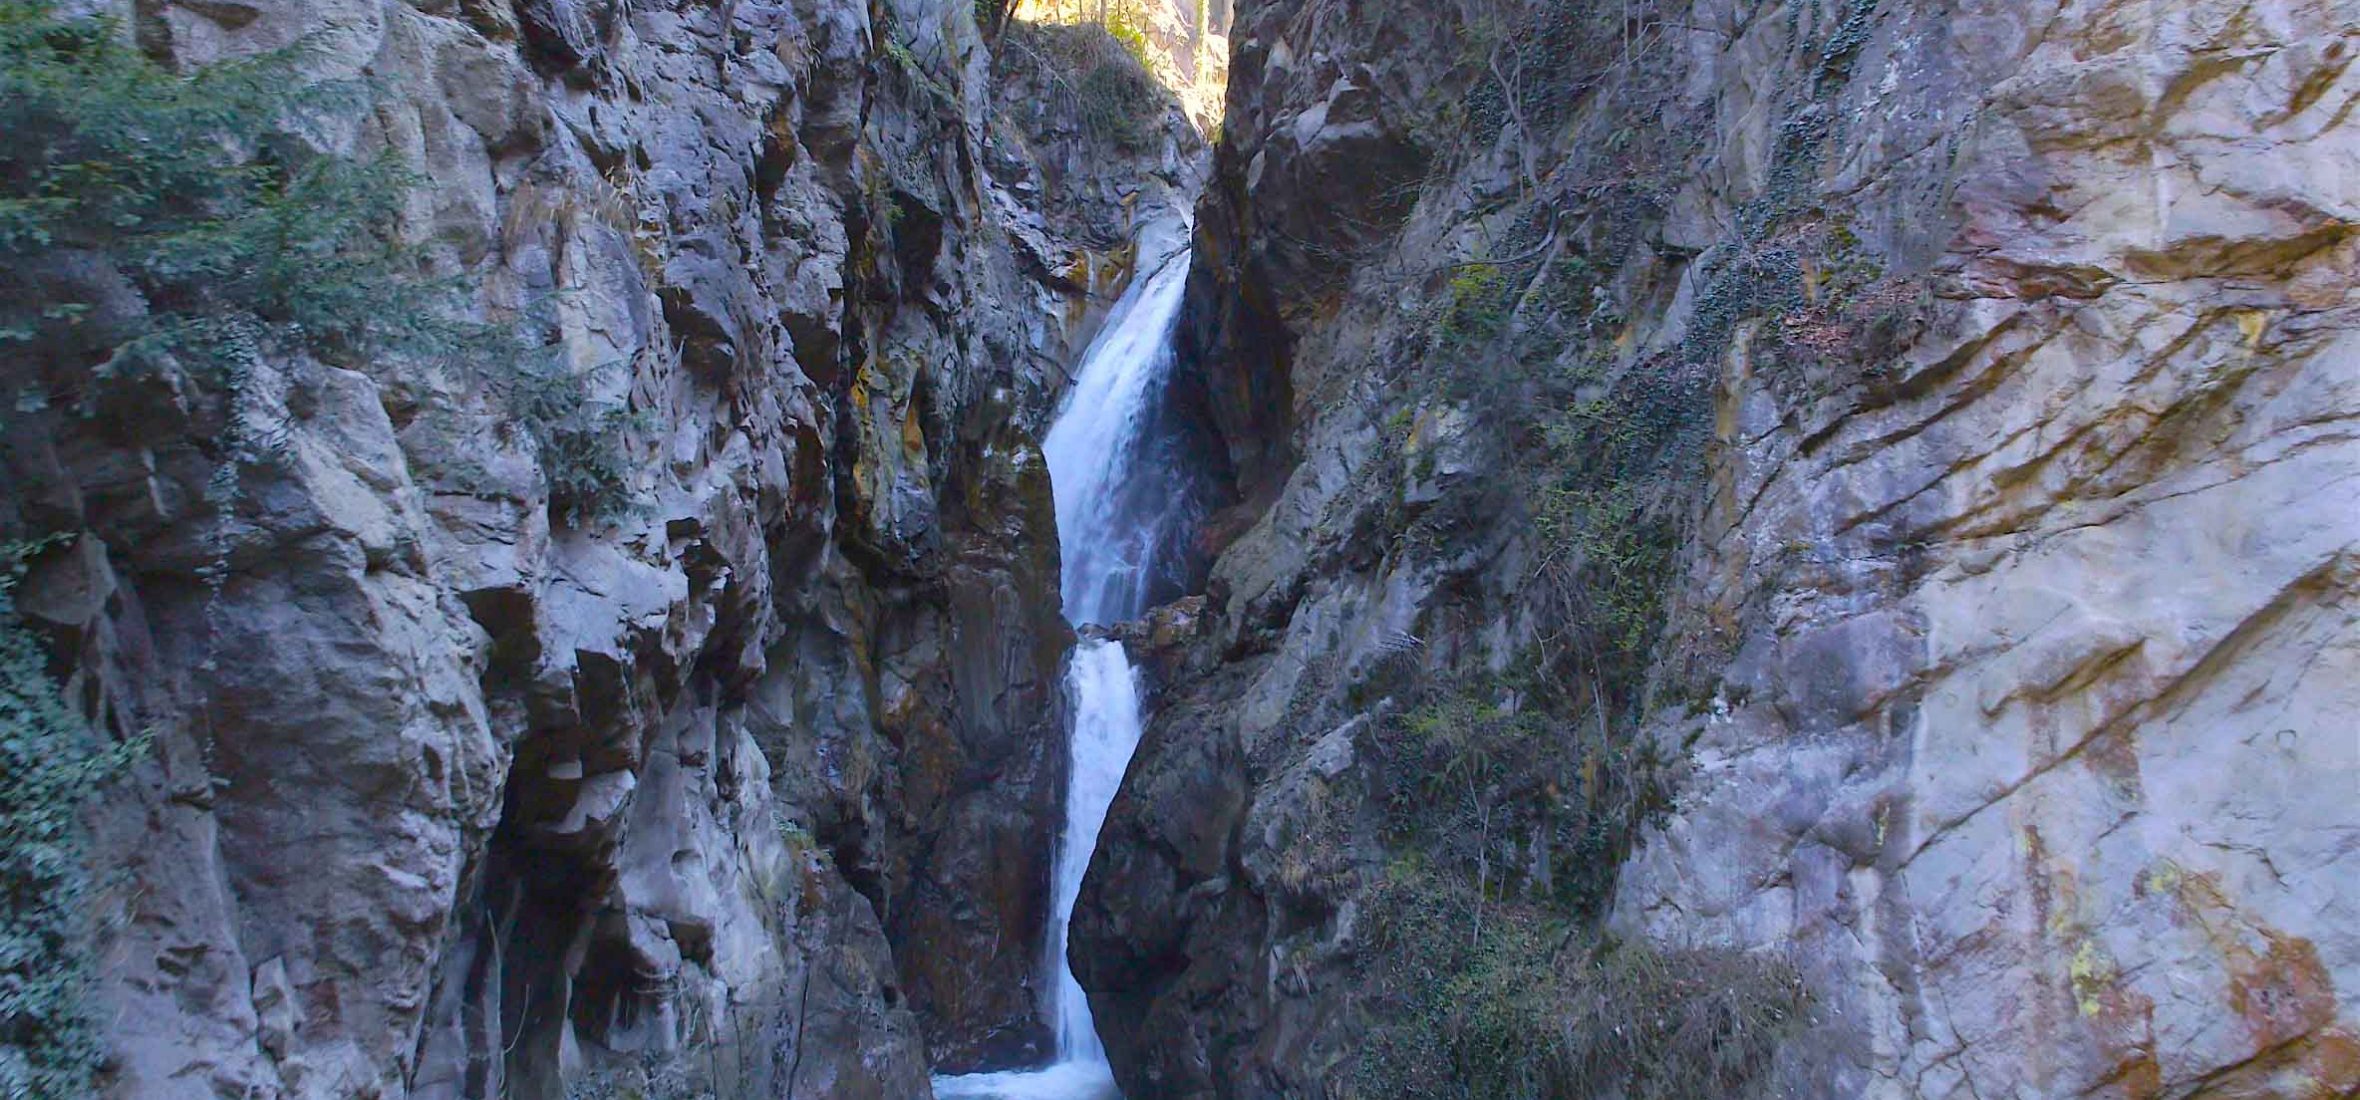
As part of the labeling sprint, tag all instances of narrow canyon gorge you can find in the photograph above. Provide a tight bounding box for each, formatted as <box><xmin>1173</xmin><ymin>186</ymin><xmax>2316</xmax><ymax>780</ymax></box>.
<box><xmin>0</xmin><ymin>0</ymin><xmax>2352</xmax><ymax>1099</ymax></box>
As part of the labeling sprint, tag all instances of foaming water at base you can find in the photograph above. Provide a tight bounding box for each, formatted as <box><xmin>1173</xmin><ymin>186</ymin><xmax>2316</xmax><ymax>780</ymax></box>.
<box><xmin>932</xmin><ymin>1061</ymin><xmax>1120</xmax><ymax>1100</ymax></box>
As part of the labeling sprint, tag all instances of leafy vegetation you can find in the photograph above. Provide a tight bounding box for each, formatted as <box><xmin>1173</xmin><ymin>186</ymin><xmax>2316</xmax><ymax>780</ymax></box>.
<box><xmin>1357</xmin><ymin>868</ymin><xmax>1811</xmax><ymax>1100</ymax></box>
<box><xmin>1311</xmin><ymin>5</ymin><xmax>1846</xmax><ymax>1093</ymax></box>
<box><xmin>1077</xmin><ymin>60</ymin><xmax>1161</xmax><ymax>151</ymax></box>
<box><xmin>0</xmin><ymin>3</ymin><xmax>663</xmax><ymax>1073</ymax></box>
<box><xmin>496</xmin><ymin>355</ymin><xmax>646</xmax><ymax>526</ymax></box>
<box><xmin>1</xmin><ymin>2</ymin><xmax>440</xmax><ymax>376</ymax></box>
<box><xmin>0</xmin><ymin>0</ymin><xmax>638</xmax><ymax>525</ymax></box>
<box><xmin>1373</xmin><ymin>681</ymin><xmax>1664</xmax><ymax>922</ymax></box>
<box><xmin>1000</xmin><ymin>16</ymin><xmax>1164</xmax><ymax>152</ymax></box>
<box><xmin>1007</xmin><ymin>0</ymin><xmax>1160</xmax><ymax>66</ymax></box>
<box><xmin>1097</xmin><ymin>0</ymin><xmax>1157</xmax><ymax>70</ymax></box>
<box><xmin>563</xmin><ymin>1057</ymin><xmax>711</xmax><ymax>1100</ymax></box>
<box><xmin>1392</xmin><ymin>0</ymin><xmax>1679</xmax><ymax>188</ymax></box>
<box><xmin>1438</xmin><ymin>261</ymin><xmax>1513</xmax><ymax>349</ymax></box>
<box><xmin>1417</xmin><ymin>197</ymin><xmax>1711</xmax><ymax>723</ymax></box>
<box><xmin>0</xmin><ymin>540</ymin><xmax>145</xmax><ymax>1097</ymax></box>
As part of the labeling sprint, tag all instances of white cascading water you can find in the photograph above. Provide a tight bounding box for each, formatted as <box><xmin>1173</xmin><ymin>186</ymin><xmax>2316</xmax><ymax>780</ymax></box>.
<box><xmin>1041</xmin><ymin>642</ymin><xmax>1143</xmax><ymax>1066</ymax></box>
<box><xmin>935</xmin><ymin>242</ymin><xmax>1193</xmax><ymax>1100</ymax></box>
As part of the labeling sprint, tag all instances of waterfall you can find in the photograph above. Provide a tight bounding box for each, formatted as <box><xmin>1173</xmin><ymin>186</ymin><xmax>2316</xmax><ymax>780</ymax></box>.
<box><xmin>1042</xmin><ymin>249</ymin><xmax>1193</xmax><ymax>628</ymax></box>
<box><xmin>935</xmin><ymin>241</ymin><xmax>1193</xmax><ymax>1100</ymax></box>
<box><xmin>1043</xmin><ymin>641</ymin><xmax>1144</xmax><ymax>1065</ymax></box>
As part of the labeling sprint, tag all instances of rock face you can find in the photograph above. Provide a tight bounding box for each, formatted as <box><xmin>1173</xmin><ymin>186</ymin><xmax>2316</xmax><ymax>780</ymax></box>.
<box><xmin>1075</xmin><ymin>0</ymin><xmax>2360</xmax><ymax>1097</ymax></box>
<box><xmin>1</xmin><ymin>1</ymin><xmax>1197</xmax><ymax>1097</ymax></box>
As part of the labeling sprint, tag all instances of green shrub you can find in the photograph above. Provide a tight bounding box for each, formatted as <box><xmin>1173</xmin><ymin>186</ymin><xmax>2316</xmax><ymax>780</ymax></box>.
<box><xmin>1440</xmin><ymin>262</ymin><xmax>1513</xmax><ymax>349</ymax></box>
<box><xmin>1357</xmin><ymin>869</ymin><xmax>1810</xmax><ymax>1100</ymax></box>
<box><xmin>1374</xmin><ymin>676</ymin><xmax>1667</xmax><ymax>923</ymax></box>
<box><xmin>1530</xmin><ymin>476</ymin><xmax>1678</xmax><ymax>671</ymax></box>
<box><xmin>1417</xmin><ymin>215</ymin><xmax>1709</xmax><ymax>725</ymax></box>
<box><xmin>0</xmin><ymin>2</ymin><xmax>447</xmax><ymax>372</ymax></box>
<box><xmin>1443</xmin><ymin>0</ymin><xmax>1644</xmax><ymax>163</ymax></box>
<box><xmin>495</xmin><ymin>354</ymin><xmax>645</xmax><ymax>526</ymax></box>
<box><xmin>0</xmin><ymin>0</ymin><xmax>639</xmax><ymax>525</ymax></box>
<box><xmin>0</xmin><ymin>540</ymin><xmax>145</xmax><ymax>1097</ymax></box>
<box><xmin>1100</xmin><ymin>1</ymin><xmax>1156</xmax><ymax>70</ymax></box>
<box><xmin>1003</xmin><ymin>19</ymin><xmax>1163</xmax><ymax>152</ymax></box>
<box><xmin>1077</xmin><ymin>60</ymin><xmax>1158</xmax><ymax>150</ymax></box>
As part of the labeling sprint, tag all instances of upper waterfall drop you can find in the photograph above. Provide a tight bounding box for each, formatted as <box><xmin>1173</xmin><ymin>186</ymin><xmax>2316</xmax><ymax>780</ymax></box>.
<box><xmin>936</xmin><ymin>234</ymin><xmax>1195</xmax><ymax>1100</ymax></box>
<box><xmin>1042</xmin><ymin>249</ymin><xmax>1195</xmax><ymax>628</ymax></box>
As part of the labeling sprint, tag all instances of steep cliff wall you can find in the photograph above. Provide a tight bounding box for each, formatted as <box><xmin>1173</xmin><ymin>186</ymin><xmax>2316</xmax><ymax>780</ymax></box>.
<box><xmin>1076</xmin><ymin>0</ymin><xmax>2359</xmax><ymax>1096</ymax></box>
<box><xmin>0</xmin><ymin>1</ymin><xmax>1198</xmax><ymax>1097</ymax></box>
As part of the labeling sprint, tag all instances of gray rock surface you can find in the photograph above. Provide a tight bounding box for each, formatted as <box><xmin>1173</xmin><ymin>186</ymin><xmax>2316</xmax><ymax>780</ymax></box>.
<box><xmin>17</xmin><ymin>0</ymin><xmax>2354</xmax><ymax>1094</ymax></box>
<box><xmin>2</xmin><ymin>1</ymin><xmax>1198</xmax><ymax>1096</ymax></box>
<box><xmin>1074</xmin><ymin>0</ymin><xmax>2360</xmax><ymax>1096</ymax></box>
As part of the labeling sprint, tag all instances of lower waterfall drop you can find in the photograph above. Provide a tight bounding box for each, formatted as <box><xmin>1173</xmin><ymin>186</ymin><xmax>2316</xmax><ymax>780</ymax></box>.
<box><xmin>934</xmin><ymin>239</ymin><xmax>1194</xmax><ymax>1100</ymax></box>
<box><xmin>1045</xmin><ymin>641</ymin><xmax>1144</xmax><ymax>1066</ymax></box>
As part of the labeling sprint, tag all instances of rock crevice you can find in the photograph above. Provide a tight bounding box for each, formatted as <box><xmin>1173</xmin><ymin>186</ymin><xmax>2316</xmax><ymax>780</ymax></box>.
<box><xmin>1</xmin><ymin>1</ymin><xmax>1203</xmax><ymax>1096</ymax></box>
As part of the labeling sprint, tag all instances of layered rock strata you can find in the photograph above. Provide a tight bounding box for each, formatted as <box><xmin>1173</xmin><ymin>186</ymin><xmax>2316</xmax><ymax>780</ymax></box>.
<box><xmin>1076</xmin><ymin>0</ymin><xmax>2360</xmax><ymax>1096</ymax></box>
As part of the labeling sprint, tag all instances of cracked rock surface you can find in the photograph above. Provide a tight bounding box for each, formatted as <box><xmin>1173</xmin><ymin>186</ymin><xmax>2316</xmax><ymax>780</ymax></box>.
<box><xmin>5</xmin><ymin>1</ymin><xmax>1199</xmax><ymax>1097</ymax></box>
<box><xmin>1072</xmin><ymin>0</ymin><xmax>2360</xmax><ymax>1096</ymax></box>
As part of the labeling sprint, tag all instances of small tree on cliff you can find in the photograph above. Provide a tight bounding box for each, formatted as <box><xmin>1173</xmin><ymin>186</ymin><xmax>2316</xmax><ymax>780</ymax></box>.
<box><xmin>0</xmin><ymin>2</ymin><xmax>446</xmax><ymax>376</ymax></box>
<box><xmin>0</xmin><ymin>0</ymin><xmax>637</xmax><ymax>526</ymax></box>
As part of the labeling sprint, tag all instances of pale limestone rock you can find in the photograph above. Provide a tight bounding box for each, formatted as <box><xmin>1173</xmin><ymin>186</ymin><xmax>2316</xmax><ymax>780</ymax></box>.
<box><xmin>250</xmin><ymin>959</ymin><xmax>297</xmax><ymax>1061</ymax></box>
<box><xmin>1608</xmin><ymin>0</ymin><xmax>2360</xmax><ymax>1094</ymax></box>
<box><xmin>1077</xmin><ymin>0</ymin><xmax>2360</xmax><ymax>1096</ymax></box>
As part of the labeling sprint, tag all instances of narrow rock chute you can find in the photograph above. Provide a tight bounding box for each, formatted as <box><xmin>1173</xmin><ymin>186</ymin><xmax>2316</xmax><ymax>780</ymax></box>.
<box><xmin>937</xmin><ymin>231</ymin><xmax>1195</xmax><ymax>1100</ymax></box>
